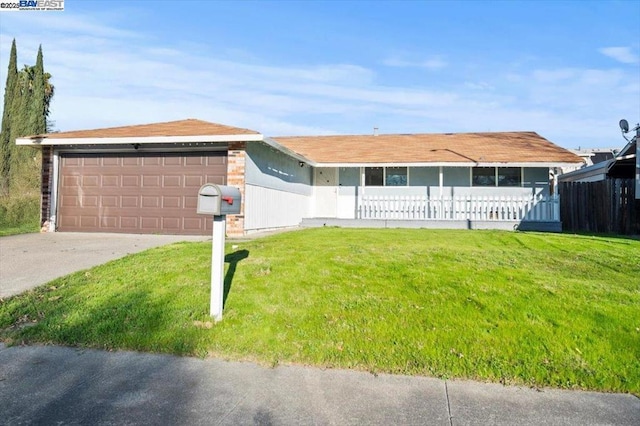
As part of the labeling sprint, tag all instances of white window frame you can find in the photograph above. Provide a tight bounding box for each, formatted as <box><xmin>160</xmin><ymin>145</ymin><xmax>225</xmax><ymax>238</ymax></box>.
<box><xmin>472</xmin><ymin>167</ymin><xmax>524</xmax><ymax>187</ymax></box>
<box><xmin>361</xmin><ymin>166</ymin><xmax>410</xmax><ymax>186</ymax></box>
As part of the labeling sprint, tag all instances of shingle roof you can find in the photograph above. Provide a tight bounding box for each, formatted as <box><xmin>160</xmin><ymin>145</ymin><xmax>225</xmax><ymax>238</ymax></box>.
<box><xmin>24</xmin><ymin>119</ymin><xmax>582</xmax><ymax>166</ymax></box>
<box><xmin>39</xmin><ymin>119</ymin><xmax>260</xmax><ymax>139</ymax></box>
<box><xmin>273</xmin><ymin>132</ymin><xmax>582</xmax><ymax>164</ymax></box>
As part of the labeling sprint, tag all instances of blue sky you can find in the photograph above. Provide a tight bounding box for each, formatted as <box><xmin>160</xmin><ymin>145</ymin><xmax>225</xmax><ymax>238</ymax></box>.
<box><xmin>0</xmin><ymin>0</ymin><xmax>639</xmax><ymax>149</ymax></box>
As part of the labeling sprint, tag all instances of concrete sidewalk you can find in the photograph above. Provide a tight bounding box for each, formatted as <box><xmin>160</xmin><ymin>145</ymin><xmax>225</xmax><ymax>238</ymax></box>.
<box><xmin>1</xmin><ymin>343</ymin><xmax>638</xmax><ymax>425</ymax></box>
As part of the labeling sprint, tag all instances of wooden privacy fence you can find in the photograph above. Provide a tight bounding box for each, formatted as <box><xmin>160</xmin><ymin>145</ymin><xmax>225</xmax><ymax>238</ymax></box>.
<box><xmin>358</xmin><ymin>193</ymin><xmax>560</xmax><ymax>222</ymax></box>
<box><xmin>560</xmin><ymin>178</ymin><xmax>639</xmax><ymax>234</ymax></box>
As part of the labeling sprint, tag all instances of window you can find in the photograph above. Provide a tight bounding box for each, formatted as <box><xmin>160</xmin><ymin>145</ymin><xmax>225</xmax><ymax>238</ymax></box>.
<box><xmin>409</xmin><ymin>167</ymin><xmax>438</xmax><ymax>186</ymax></box>
<box><xmin>473</xmin><ymin>167</ymin><xmax>522</xmax><ymax>187</ymax></box>
<box><xmin>443</xmin><ymin>167</ymin><xmax>469</xmax><ymax>186</ymax></box>
<box><xmin>498</xmin><ymin>167</ymin><xmax>521</xmax><ymax>187</ymax></box>
<box><xmin>364</xmin><ymin>167</ymin><xmax>408</xmax><ymax>186</ymax></box>
<box><xmin>472</xmin><ymin>167</ymin><xmax>495</xmax><ymax>186</ymax></box>
<box><xmin>339</xmin><ymin>167</ymin><xmax>360</xmax><ymax>186</ymax></box>
<box><xmin>365</xmin><ymin>167</ymin><xmax>383</xmax><ymax>186</ymax></box>
<box><xmin>385</xmin><ymin>167</ymin><xmax>407</xmax><ymax>186</ymax></box>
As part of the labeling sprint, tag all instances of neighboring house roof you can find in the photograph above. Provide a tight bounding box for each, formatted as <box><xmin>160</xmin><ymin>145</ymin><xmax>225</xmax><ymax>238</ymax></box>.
<box><xmin>273</xmin><ymin>131</ymin><xmax>583</xmax><ymax>167</ymax></box>
<box><xmin>558</xmin><ymin>160</ymin><xmax>611</xmax><ymax>182</ymax></box>
<box><xmin>16</xmin><ymin>119</ymin><xmax>263</xmax><ymax>145</ymax></box>
<box><xmin>559</xmin><ymin>138</ymin><xmax>637</xmax><ymax>182</ymax></box>
<box><xmin>618</xmin><ymin>138</ymin><xmax>637</xmax><ymax>158</ymax></box>
<box><xmin>608</xmin><ymin>138</ymin><xmax>637</xmax><ymax>179</ymax></box>
<box><xmin>570</xmin><ymin>148</ymin><xmax>619</xmax><ymax>167</ymax></box>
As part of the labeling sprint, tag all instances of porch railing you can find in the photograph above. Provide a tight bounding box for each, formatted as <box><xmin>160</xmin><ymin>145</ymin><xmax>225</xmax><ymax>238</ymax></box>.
<box><xmin>358</xmin><ymin>193</ymin><xmax>560</xmax><ymax>222</ymax></box>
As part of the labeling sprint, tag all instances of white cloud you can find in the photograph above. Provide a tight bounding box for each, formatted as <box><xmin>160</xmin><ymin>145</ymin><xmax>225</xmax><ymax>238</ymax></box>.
<box><xmin>531</xmin><ymin>69</ymin><xmax>576</xmax><ymax>82</ymax></box>
<box><xmin>383</xmin><ymin>56</ymin><xmax>447</xmax><ymax>70</ymax></box>
<box><xmin>464</xmin><ymin>81</ymin><xmax>494</xmax><ymax>91</ymax></box>
<box><xmin>599</xmin><ymin>47</ymin><xmax>639</xmax><ymax>64</ymax></box>
<box><xmin>420</xmin><ymin>58</ymin><xmax>448</xmax><ymax>69</ymax></box>
<box><xmin>1</xmin><ymin>11</ymin><xmax>141</xmax><ymax>39</ymax></box>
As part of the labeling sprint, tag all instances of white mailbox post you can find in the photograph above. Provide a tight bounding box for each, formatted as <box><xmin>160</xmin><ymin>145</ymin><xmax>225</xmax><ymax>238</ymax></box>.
<box><xmin>197</xmin><ymin>184</ymin><xmax>242</xmax><ymax>321</ymax></box>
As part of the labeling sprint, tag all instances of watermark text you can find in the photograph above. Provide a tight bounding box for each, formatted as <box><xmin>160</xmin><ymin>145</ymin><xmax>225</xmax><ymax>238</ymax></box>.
<box><xmin>0</xmin><ymin>0</ymin><xmax>64</xmax><ymax>11</ymax></box>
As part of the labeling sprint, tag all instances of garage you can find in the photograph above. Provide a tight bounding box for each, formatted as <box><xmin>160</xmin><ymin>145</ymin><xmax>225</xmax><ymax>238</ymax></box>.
<box><xmin>57</xmin><ymin>151</ymin><xmax>227</xmax><ymax>235</ymax></box>
<box><xmin>16</xmin><ymin>119</ymin><xmax>264</xmax><ymax>236</ymax></box>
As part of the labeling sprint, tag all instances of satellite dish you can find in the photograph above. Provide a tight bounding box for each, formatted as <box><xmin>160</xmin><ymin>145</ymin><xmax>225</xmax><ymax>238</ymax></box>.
<box><xmin>619</xmin><ymin>119</ymin><xmax>629</xmax><ymax>133</ymax></box>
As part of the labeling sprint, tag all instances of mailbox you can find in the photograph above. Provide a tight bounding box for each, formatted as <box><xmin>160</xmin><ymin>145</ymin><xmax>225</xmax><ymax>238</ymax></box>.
<box><xmin>197</xmin><ymin>184</ymin><xmax>241</xmax><ymax>216</ymax></box>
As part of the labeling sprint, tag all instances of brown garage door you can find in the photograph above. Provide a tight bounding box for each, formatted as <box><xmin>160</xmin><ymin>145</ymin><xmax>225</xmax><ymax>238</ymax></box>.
<box><xmin>58</xmin><ymin>151</ymin><xmax>227</xmax><ymax>235</ymax></box>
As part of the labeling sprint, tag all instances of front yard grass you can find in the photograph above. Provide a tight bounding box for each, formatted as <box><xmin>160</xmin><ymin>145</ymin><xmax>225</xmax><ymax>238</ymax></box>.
<box><xmin>0</xmin><ymin>228</ymin><xmax>638</xmax><ymax>393</ymax></box>
<box><xmin>0</xmin><ymin>223</ymin><xmax>39</xmax><ymax>237</ymax></box>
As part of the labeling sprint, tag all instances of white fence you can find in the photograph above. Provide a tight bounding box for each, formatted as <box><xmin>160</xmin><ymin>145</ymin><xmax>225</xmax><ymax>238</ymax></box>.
<box><xmin>358</xmin><ymin>193</ymin><xmax>560</xmax><ymax>222</ymax></box>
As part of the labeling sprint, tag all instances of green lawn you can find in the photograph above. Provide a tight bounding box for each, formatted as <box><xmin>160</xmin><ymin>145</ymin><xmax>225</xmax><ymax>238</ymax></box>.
<box><xmin>0</xmin><ymin>223</ymin><xmax>39</xmax><ymax>237</ymax></box>
<box><xmin>1</xmin><ymin>228</ymin><xmax>638</xmax><ymax>393</ymax></box>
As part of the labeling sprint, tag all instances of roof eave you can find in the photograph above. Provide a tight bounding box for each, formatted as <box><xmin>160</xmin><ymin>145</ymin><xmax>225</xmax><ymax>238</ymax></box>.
<box><xmin>16</xmin><ymin>134</ymin><xmax>264</xmax><ymax>146</ymax></box>
<box><xmin>310</xmin><ymin>161</ymin><xmax>583</xmax><ymax>168</ymax></box>
<box><xmin>616</xmin><ymin>139</ymin><xmax>637</xmax><ymax>158</ymax></box>
<box><xmin>261</xmin><ymin>137</ymin><xmax>317</xmax><ymax>165</ymax></box>
<box><xmin>558</xmin><ymin>160</ymin><xmax>611</xmax><ymax>181</ymax></box>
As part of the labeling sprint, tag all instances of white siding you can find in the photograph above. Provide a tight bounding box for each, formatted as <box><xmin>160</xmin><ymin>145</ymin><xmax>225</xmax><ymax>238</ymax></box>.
<box><xmin>337</xmin><ymin>187</ymin><xmax>357</xmax><ymax>218</ymax></box>
<box><xmin>245</xmin><ymin>143</ymin><xmax>312</xmax><ymax>195</ymax></box>
<box><xmin>314</xmin><ymin>167</ymin><xmax>337</xmax><ymax>217</ymax></box>
<box><xmin>243</xmin><ymin>142</ymin><xmax>313</xmax><ymax>232</ymax></box>
<box><xmin>244</xmin><ymin>184</ymin><xmax>311</xmax><ymax>232</ymax></box>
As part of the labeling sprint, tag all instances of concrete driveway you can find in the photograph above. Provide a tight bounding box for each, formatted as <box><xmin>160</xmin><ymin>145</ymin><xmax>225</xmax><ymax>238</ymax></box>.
<box><xmin>0</xmin><ymin>232</ymin><xmax>208</xmax><ymax>298</ymax></box>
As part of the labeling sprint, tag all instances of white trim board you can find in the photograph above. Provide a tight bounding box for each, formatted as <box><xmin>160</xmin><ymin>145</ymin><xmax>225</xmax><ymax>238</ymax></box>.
<box><xmin>16</xmin><ymin>134</ymin><xmax>265</xmax><ymax>146</ymax></box>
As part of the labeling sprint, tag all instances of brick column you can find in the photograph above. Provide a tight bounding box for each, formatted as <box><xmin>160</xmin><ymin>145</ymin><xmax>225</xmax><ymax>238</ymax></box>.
<box><xmin>40</xmin><ymin>146</ymin><xmax>54</xmax><ymax>232</ymax></box>
<box><xmin>226</xmin><ymin>142</ymin><xmax>246</xmax><ymax>236</ymax></box>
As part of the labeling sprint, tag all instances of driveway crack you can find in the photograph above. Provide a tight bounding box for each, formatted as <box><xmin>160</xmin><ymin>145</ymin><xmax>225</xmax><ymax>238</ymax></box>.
<box><xmin>214</xmin><ymin>392</ymin><xmax>249</xmax><ymax>426</ymax></box>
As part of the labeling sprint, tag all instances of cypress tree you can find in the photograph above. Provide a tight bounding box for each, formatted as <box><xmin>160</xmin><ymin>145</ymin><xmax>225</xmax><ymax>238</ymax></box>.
<box><xmin>0</xmin><ymin>41</ymin><xmax>54</xmax><ymax>228</ymax></box>
<box><xmin>8</xmin><ymin>65</ymin><xmax>25</xmax><ymax>163</ymax></box>
<box><xmin>0</xmin><ymin>39</ymin><xmax>18</xmax><ymax>193</ymax></box>
<box><xmin>44</xmin><ymin>70</ymin><xmax>55</xmax><ymax>132</ymax></box>
<box><xmin>14</xmin><ymin>65</ymin><xmax>32</xmax><ymax>139</ymax></box>
<box><xmin>8</xmin><ymin>46</ymin><xmax>51</xmax><ymax>191</ymax></box>
<box><xmin>28</xmin><ymin>45</ymin><xmax>46</xmax><ymax>136</ymax></box>
<box><xmin>8</xmin><ymin>65</ymin><xmax>33</xmax><ymax>190</ymax></box>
